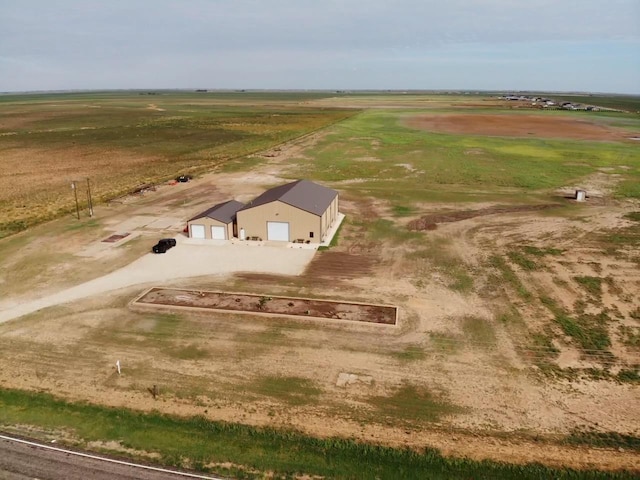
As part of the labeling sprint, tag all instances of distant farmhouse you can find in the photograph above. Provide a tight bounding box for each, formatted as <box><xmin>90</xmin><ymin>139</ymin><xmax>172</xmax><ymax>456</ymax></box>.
<box><xmin>187</xmin><ymin>180</ymin><xmax>339</xmax><ymax>243</ymax></box>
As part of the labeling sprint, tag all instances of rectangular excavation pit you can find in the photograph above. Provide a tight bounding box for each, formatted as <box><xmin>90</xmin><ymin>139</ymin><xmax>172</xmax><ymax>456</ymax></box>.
<box><xmin>131</xmin><ymin>287</ymin><xmax>398</xmax><ymax>325</ymax></box>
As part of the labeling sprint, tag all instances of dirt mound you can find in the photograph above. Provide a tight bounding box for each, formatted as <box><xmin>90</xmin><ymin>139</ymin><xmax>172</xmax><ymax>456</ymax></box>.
<box><xmin>405</xmin><ymin>114</ymin><xmax>632</xmax><ymax>141</ymax></box>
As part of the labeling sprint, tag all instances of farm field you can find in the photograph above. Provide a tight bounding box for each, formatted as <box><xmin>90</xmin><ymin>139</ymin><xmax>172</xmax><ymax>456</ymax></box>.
<box><xmin>0</xmin><ymin>91</ymin><xmax>353</xmax><ymax>238</ymax></box>
<box><xmin>0</xmin><ymin>92</ymin><xmax>639</xmax><ymax>478</ymax></box>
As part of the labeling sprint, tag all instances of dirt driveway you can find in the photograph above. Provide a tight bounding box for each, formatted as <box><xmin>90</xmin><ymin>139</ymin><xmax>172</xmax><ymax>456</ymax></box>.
<box><xmin>0</xmin><ymin>243</ymin><xmax>315</xmax><ymax>324</ymax></box>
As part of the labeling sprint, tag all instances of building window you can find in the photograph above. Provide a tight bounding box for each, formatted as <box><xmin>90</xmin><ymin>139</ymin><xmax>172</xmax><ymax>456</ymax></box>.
<box><xmin>309</xmin><ymin>232</ymin><xmax>314</xmax><ymax>238</ymax></box>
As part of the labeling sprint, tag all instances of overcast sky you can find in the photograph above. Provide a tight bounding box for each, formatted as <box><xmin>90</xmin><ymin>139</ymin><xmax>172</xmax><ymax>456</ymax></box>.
<box><xmin>1</xmin><ymin>1</ymin><xmax>639</xmax><ymax>93</ymax></box>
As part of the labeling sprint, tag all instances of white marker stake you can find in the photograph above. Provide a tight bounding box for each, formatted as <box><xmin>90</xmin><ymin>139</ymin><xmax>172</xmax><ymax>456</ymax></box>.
<box><xmin>116</xmin><ymin>360</ymin><xmax>121</xmax><ymax>375</ymax></box>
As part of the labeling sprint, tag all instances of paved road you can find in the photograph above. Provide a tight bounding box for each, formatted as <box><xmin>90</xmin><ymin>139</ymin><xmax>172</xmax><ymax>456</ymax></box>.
<box><xmin>0</xmin><ymin>241</ymin><xmax>315</xmax><ymax>324</ymax></box>
<box><xmin>0</xmin><ymin>434</ymin><xmax>225</xmax><ymax>480</ymax></box>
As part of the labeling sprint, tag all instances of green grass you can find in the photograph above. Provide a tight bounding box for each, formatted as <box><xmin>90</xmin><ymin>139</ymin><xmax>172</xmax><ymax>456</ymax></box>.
<box><xmin>616</xmin><ymin>368</ymin><xmax>640</xmax><ymax>383</ymax></box>
<box><xmin>151</xmin><ymin>313</ymin><xmax>183</xmax><ymax>338</ymax></box>
<box><xmin>166</xmin><ymin>344</ymin><xmax>210</xmax><ymax>360</ymax></box>
<box><xmin>540</xmin><ymin>297</ymin><xmax>611</xmax><ymax>352</ymax></box>
<box><xmin>366</xmin><ymin>218</ymin><xmax>423</xmax><ymax>243</ymax></box>
<box><xmin>565</xmin><ymin>428</ymin><xmax>640</xmax><ymax>451</ymax></box>
<box><xmin>247</xmin><ymin>376</ymin><xmax>322</xmax><ymax>406</ymax></box>
<box><xmin>392</xmin><ymin>205</ymin><xmax>415</xmax><ymax>217</ymax></box>
<box><xmin>618</xmin><ymin>325</ymin><xmax>640</xmax><ymax>349</ymax></box>
<box><xmin>508</xmin><ymin>250</ymin><xmax>538</xmax><ymax>271</ymax></box>
<box><xmin>429</xmin><ymin>332</ymin><xmax>462</xmax><ymax>354</ymax></box>
<box><xmin>600</xmin><ymin>219</ymin><xmax>640</xmax><ymax>252</ymax></box>
<box><xmin>623</xmin><ymin>211</ymin><xmax>640</xmax><ymax>222</ymax></box>
<box><xmin>462</xmin><ymin>316</ymin><xmax>496</xmax><ymax>345</ymax></box>
<box><xmin>530</xmin><ymin>333</ymin><xmax>560</xmax><ymax>357</ymax></box>
<box><xmin>488</xmin><ymin>255</ymin><xmax>532</xmax><ymax>300</ymax></box>
<box><xmin>391</xmin><ymin>344</ymin><xmax>426</xmax><ymax>361</ymax></box>
<box><xmin>0</xmin><ymin>388</ymin><xmax>631</xmax><ymax>480</ymax></box>
<box><xmin>407</xmin><ymin>238</ymin><xmax>474</xmax><ymax>293</ymax></box>
<box><xmin>317</xmin><ymin>217</ymin><xmax>345</xmax><ymax>251</ymax></box>
<box><xmin>63</xmin><ymin>218</ymin><xmax>101</xmax><ymax>231</ymax></box>
<box><xmin>367</xmin><ymin>384</ymin><xmax>462</xmax><ymax>423</ymax></box>
<box><xmin>573</xmin><ymin>276</ymin><xmax>603</xmax><ymax>298</ymax></box>
<box><xmin>522</xmin><ymin>245</ymin><xmax>564</xmax><ymax>256</ymax></box>
<box><xmin>503</xmin><ymin>245</ymin><xmax>565</xmax><ymax>280</ymax></box>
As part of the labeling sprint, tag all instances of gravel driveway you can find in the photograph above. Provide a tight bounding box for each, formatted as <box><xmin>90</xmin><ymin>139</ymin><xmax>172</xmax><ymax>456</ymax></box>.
<box><xmin>0</xmin><ymin>244</ymin><xmax>315</xmax><ymax>324</ymax></box>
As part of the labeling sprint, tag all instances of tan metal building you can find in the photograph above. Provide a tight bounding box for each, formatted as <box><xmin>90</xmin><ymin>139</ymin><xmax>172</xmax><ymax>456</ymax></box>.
<box><xmin>187</xmin><ymin>200</ymin><xmax>244</xmax><ymax>240</ymax></box>
<box><xmin>236</xmin><ymin>180</ymin><xmax>339</xmax><ymax>242</ymax></box>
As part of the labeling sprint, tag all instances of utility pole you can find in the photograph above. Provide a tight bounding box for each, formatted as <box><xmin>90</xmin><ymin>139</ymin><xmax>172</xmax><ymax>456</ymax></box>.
<box><xmin>86</xmin><ymin>178</ymin><xmax>94</xmax><ymax>217</ymax></box>
<box><xmin>71</xmin><ymin>181</ymin><xmax>80</xmax><ymax>220</ymax></box>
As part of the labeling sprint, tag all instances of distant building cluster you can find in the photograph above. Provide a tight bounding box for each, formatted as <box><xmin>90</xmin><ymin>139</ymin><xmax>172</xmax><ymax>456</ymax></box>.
<box><xmin>499</xmin><ymin>95</ymin><xmax>621</xmax><ymax>112</ymax></box>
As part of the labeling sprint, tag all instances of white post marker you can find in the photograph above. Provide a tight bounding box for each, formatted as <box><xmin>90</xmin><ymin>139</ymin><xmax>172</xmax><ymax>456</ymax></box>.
<box><xmin>116</xmin><ymin>360</ymin><xmax>121</xmax><ymax>375</ymax></box>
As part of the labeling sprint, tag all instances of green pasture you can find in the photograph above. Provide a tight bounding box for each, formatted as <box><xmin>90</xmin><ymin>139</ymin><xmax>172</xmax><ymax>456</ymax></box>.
<box><xmin>291</xmin><ymin>110</ymin><xmax>640</xmax><ymax>204</ymax></box>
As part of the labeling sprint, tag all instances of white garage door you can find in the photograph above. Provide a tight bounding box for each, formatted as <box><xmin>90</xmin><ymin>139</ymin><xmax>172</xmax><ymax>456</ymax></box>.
<box><xmin>211</xmin><ymin>225</ymin><xmax>226</xmax><ymax>240</ymax></box>
<box><xmin>190</xmin><ymin>224</ymin><xmax>205</xmax><ymax>239</ymax></box>
<box><xmin>267</xmin><ymin>221</ymin><xmax>290</xmax><ymax>241</ymax></box>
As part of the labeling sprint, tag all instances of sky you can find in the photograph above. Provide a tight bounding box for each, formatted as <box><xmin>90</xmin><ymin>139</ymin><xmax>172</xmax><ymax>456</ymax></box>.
<box><xmin>1</xmin><ymin>0</ymin><xmax>639</xmax><ymax>94</ymax></box>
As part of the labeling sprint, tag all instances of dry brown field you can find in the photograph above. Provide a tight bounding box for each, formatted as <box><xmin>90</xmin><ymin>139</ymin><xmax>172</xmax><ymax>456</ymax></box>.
<box><xmin>0</xmin><ymin>92</ymin><xmax>352</xmax><ymax>238</ymax></box>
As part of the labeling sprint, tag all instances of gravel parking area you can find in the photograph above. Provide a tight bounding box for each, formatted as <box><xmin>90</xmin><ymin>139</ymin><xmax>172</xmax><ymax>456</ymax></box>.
<box><xmin>0</xmin><ymin>244</ymin><xmax>315</xmax><ymax>324</ymax></box>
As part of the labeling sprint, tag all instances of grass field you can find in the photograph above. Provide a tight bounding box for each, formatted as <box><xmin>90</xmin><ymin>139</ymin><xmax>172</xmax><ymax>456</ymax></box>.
<box><xmin>291</xmin><ymin>109</ymin><xmax>640</xmax><ymax>205</ymax></box>
<box><xmin>0</xmin><ymin>91</ymin><xmax>353</xmax><ymax>238</ymax></box>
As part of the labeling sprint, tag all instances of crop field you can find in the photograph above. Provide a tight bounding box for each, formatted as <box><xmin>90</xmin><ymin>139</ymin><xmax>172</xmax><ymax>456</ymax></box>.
<box><xmin>0</xmin><ymin>92</ymin><xmax>639</xmax><ymax>478</ymax></box>
<box><xmin>0</xmin><ymin>91</ymin><xmax>352</xmax><ymax>238</ymax></box>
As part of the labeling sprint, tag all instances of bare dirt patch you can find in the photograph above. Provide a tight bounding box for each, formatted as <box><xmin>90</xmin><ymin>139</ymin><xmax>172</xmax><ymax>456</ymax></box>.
<box><xmin>407</xmin><ymin>204</ymin><xmax>558</xmax><ymax>231</ymax></box>
<box><xmin>132</xmin><ymin>287</ymin><xmax>397</xmax><ymax>325</ymax></box>
<box><xmin>405</xmin><ymin>114</ymin><xmax>633</xmax><ymax>141</ymax></box>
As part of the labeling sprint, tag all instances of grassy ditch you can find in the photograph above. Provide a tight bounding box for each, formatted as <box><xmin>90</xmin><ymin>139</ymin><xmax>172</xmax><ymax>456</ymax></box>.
<box><xmin>0</xmin><ymin>388</ymin><xmax>634</xmax><ymax>479</ymax></box>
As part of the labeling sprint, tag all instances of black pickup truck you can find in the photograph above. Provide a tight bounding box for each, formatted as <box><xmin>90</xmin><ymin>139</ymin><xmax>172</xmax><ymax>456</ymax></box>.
<box><xmin>152</xmin><ymin>238</ymin><xmax>177</xmax><ymax>254</ymax></box>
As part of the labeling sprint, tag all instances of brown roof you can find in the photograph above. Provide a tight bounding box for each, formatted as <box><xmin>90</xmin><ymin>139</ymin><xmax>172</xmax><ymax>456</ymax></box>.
<box><xmin>189</xmin><ymin>200</ymin><xmax>244</xmax><ymax>224</ymax></box>
<box><xmin>239</xmin><ymin>180</ymin><xmax>337</xmax><ymax>216</ymax></box>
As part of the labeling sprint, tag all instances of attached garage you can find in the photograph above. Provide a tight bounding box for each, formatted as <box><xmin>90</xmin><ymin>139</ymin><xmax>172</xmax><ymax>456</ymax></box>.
<box><xmin>237</xmin><ymin>180</ymin><xmax>339</xmax><ymax>243</ymax></box>
<box><xmin>210</xmin><ymin>225</ymin><xmax>226</xmax><ymax>240</ymax></box>
<box><xmin>187</xmin><ymin>200</ymin><xmax>244</xmax><ymax>240</ymax></box>
<box><xmin>267</xmin><ymin>221</ymin><xmax>290</xmax><ymax>241</ymax></box>
<box><xmin>190</xmin><ymin>224</ymin><xmax>206</xmax><ymax>239</ymax></box>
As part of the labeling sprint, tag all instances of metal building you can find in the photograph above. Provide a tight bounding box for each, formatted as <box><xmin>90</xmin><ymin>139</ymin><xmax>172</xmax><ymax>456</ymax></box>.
<box><xmin>187</xmin><ymin>200</ymin><xmax>244</xmax><ymax>240</ymax></box>
<box><xmin>236</xmin><ymin>180</ymin><xmax>339</xmax><ymax>243</ymax></box>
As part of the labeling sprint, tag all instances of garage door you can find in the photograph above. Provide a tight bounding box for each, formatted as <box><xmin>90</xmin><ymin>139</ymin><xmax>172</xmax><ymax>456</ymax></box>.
<box><xmin>190</xmin><ymin>224</ymin><xmax>205</xmax><ymax>239</ymax></box>
<box><xmin>267</xmin><ymin>221</ymin><xmax>290</xmax><ymax>241</ymax></box>
<box><xmin>211</xmin><ymin>225</ymin><xmax>226</xmax><ymax>240</ymax></box>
